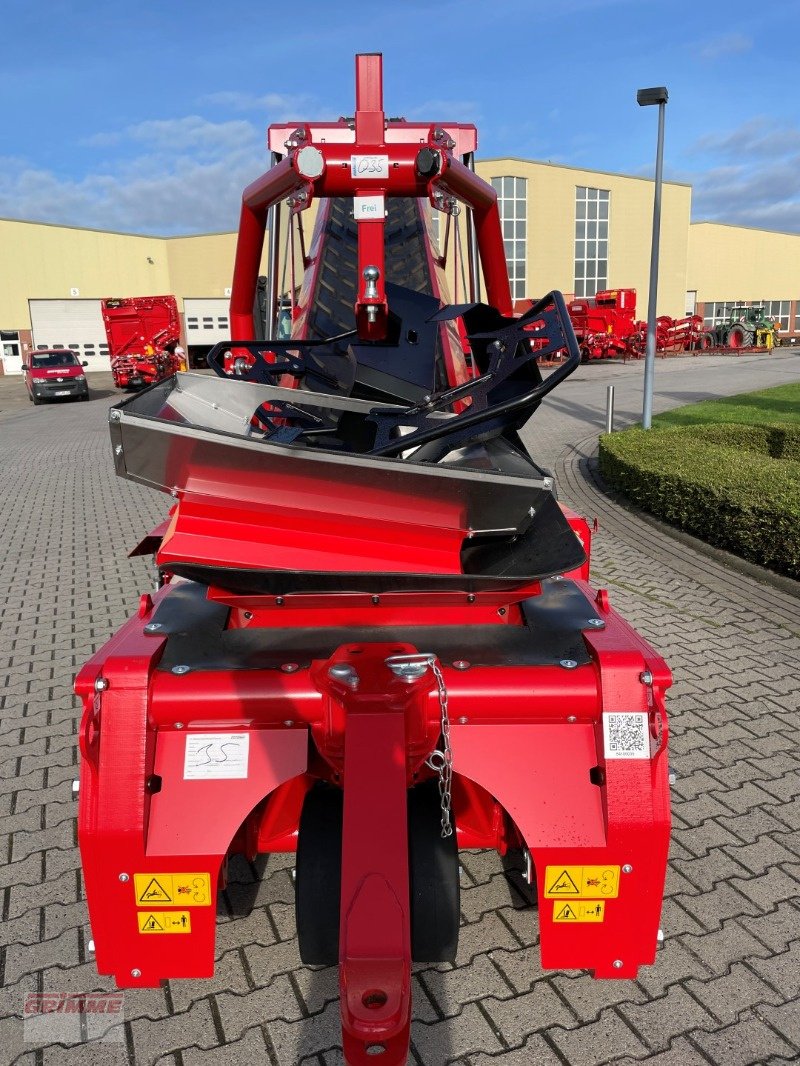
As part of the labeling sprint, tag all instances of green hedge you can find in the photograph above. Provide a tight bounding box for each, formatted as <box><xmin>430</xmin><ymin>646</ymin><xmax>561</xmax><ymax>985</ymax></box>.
<box><xmin>599</xmin><ymin>423</ymin><xmax>800</xmax><ymax>579</ymax></box>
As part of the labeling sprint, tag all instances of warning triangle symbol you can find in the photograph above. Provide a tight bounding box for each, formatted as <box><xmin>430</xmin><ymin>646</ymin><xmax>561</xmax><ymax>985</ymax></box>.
<box><xmin>143</xmin><ymin>914</ymin><xmax>163</xmax><ymax>931</ymax></box>
<box><xmin>555</xmin><ymin>904</ymin><xmax>578</xmax><ymax>921</ymax></box>
<box><xmin>139</xmin><ymin>877</ymin><xmax>171</xmax><ymax>903</ymax></box>
<box><xmin>548</xmin><ymin>869</ymin><xmax>580</xmax><ymax>895</ymax></box>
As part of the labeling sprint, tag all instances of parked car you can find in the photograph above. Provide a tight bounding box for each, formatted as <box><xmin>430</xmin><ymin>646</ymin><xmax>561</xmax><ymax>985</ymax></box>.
<box><xmin>22</xmin><ymin>348</ymin><xmax>90</xmax><ymax>404</ymax></box>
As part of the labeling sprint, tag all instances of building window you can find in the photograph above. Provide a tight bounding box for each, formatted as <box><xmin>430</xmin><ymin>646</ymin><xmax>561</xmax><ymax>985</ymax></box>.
<box><xmin>759</xmin><ymin>300</ymin><xmax>790</xmax><ymax>331</ymax></box>
<box><xmin>702</xmin><ymin>301</ymin><xmax>733</xmax><ymax>328</ymax></box>
<box><xmin>703</xmin><ymin>300</ymin><xmax>791</xmax><ymax>331</ymax></box>
<box><xmin>574</xmin><ymin>187</ymin><xmax>609</xmax><ymax>298</ymax></box>
<box><xmin>491</xmin><ymin>176</ymin><xmax>527</xmax><ymax>300</ymax></box>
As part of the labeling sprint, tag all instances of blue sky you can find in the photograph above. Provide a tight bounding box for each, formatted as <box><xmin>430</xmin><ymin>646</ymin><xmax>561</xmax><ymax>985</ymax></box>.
<box><xmin>2</xmin><ymin>0</ymin><xmax>797</xmax><ymax>235</ymax></box>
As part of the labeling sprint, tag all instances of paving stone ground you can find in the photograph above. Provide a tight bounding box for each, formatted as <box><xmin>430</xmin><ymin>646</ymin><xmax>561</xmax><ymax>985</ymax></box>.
<box><xmin>1</xmin><ymin>353</ymin><xmax>799</xmax><ymax>1066</ymax></box>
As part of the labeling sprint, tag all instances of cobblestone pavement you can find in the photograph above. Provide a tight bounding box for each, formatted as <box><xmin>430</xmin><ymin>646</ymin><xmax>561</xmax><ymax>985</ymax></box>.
<box><xmin>1</xmin><ymin>354</ymin><xmax>799</xmax><ymax>1066</ymax></box>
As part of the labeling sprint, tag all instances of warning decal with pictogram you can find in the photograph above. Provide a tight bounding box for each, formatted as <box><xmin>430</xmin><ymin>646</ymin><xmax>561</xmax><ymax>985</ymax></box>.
<box><xmin>553</xmin><ymin>901</ymin><xmax>605</xmax><ymax>923</ymax></box>
<box><xmin>137</xmin><ymin>910</ymin><xmax>192</xmax><ymax>934</ymax></box>
<box><xmin>133</xmin><ymin>872</ymin><xmax>212</xmax><ymax>907</ymax></box>
<box><xmin>546</xmin><ymin>869</ymin><xmax>580</xmax><ymax>895</ymax></box>
<box><xmin>137</xmin><ymin>878</ymin><xmax>171</xmax><ymax>904</ymax></box>
<box><xmin>544</xmin><ymin>865</ymin><xmax>620</xmax><ymax>899</ymax></box>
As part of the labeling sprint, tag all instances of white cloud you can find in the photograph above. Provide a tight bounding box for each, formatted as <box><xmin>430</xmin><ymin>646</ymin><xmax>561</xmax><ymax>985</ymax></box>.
<box><xmin>202</xmin><ymin>90</ymin><xmax>328</xmax><ymax>121</ymax></box>
<box><xmin>698</xmin><ymin>32</ymin><xmax>753</xmax><ymax>60</ymax></box>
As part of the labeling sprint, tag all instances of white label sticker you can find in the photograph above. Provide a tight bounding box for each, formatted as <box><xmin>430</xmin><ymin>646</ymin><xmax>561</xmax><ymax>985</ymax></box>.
<box><xmin>350</xmin><ymin>154</ymin><xmax>389</xmax><ymax>179</ymax></box>
<box><xmin>602</xmin><ymin>712</ymin><xmax>650</xmax><ymax>760</ymax></box>
<box><xmin>183</xmin><ymin>733</ymin><xmax>250</xmax><ymax>779</ymax></box>
<box><xmin>353</xmin><ymin>195</ymin><xmax>385</xmax><ymax>220</ymax></box>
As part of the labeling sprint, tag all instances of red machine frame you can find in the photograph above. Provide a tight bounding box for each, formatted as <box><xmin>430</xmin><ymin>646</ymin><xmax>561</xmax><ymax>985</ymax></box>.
<box><xmin>77</xmin><ymin>55</ymin><xmax>671</xmax><ymax>1066</ymax></box>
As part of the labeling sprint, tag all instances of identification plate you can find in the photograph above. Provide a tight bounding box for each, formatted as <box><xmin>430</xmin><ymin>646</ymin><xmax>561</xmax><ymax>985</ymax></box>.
<box><xmin>350</xmin><ymin>154</ymin><xmax>389</xmax><ymax>179</ymax></box>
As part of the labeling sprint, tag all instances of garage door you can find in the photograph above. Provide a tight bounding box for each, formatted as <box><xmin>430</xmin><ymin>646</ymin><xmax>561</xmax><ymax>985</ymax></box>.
<box><xmin>29</xmin><ymin>299</ymin><xmax>110</xmax><ymax>372</ymax></box>
<box><xmin>184</xmin><ymin>298</ymin><xmax>231</xmax><ymax>346</ymax></box>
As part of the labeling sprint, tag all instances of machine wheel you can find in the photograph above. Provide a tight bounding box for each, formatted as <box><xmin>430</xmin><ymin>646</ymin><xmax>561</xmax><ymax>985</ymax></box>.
<box><xmin>32</xmin><ymin>394</ymin><xmax>42</xmax><ymax>405</ymax></box>
<box><xmin>295</xmin><ymin>784</ymin><xmax>343</xmax><ymax>966</ymax></box>
<box><xmin>727</xmin><ymin>325</ymin><xmax>751</xmax><ymax>349</ymax></box>
<box><xmin>295</xmin><ymin>779</ymin><xmax>461</xmax><ymax>966</ymax></box>
<box><xmin>408</xmin><ymin>779</ymin><xmax>460</xmax><ymax>962</ymax></box>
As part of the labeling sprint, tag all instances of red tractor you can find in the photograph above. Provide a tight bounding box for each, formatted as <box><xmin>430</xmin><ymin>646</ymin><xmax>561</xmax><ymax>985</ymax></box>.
<box><xmin>101</xmin><ymin>295</ymin><xmax>183</xmax><ymax>389</ymax></box>
<box><xmin>77</xmin><ymin>56</ymin><xmax>672</xmax><ymax>1066</ymax></box>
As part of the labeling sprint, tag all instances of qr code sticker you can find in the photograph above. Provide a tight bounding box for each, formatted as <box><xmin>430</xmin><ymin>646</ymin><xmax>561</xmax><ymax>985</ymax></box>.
<box><xmin>603</xmin><ymin>712</ymin><xmax>650</xmax><ymax>760</ymax></box>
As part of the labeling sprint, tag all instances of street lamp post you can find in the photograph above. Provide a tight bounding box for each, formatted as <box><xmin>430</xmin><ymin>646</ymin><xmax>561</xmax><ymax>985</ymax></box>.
<box><xmin>637</xmin><ymin>85</ymin><xmax>668</xmax><ymax>430</ymax></box>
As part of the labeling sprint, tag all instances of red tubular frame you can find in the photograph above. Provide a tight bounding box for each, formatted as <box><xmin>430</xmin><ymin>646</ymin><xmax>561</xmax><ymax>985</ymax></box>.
<box><xmin>227</xmin><ymin>53</ymin><xmax>511</xmax><ymax>345</ymax></box>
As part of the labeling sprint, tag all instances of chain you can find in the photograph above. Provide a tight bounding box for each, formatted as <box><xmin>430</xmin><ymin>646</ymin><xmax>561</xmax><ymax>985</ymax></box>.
<box><xmin>425</xmin><ymin>658</ymin><xmax>453</xmax><ymax>838</ymax></box>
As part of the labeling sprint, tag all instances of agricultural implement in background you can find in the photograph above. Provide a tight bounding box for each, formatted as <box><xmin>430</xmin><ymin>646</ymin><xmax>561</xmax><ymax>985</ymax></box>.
<box><xmin>77</xmin><ymin>55</ymin><xmax>672</xmax><ymax>1065</ymax></box>
<box><xmin>101</xmin><ymin>295</ymin><xmax>183</xmax><ymax>389</ymax></box>
<box><xmin>567</xmin><ymin>289</ymin><xmax>705</xmax><ymax>360</ymax></box>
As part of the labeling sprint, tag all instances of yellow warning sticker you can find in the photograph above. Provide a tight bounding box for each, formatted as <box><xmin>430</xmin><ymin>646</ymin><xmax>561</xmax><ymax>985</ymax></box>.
<box><xmin>544</xmin><ymin>865</ymin><xmax>620</xmax><ymax>899</ymax></box>
<box><xmin>138</xmin><ymin>911</ymin><xmax>192</xmax><ymax>934</ymax></box>
<box><xmin>133</xmin><ymin>873</ymin><xmax>212</xmax><ymax>907</ymax></box>
<box><xmin>553</xmin><ymin>901</ymin><xmax>605</xmax><ymax>923</ymax></box>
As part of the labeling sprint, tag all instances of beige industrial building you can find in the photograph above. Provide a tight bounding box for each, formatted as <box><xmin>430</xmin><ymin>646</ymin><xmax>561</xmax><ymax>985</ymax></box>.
<box><xmin>1</xmin><ymin>157</ymin><xmax>798</xmax><ymax>374</ymax></box>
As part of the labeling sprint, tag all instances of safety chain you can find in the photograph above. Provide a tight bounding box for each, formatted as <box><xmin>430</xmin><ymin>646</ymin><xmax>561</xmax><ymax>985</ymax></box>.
<box><xmin>425</xmin><ymin>658</ymin><xmax>453</xmax><ymax>838</ymax></box>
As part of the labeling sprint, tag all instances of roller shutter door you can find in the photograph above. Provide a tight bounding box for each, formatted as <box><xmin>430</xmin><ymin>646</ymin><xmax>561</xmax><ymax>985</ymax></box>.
<box><xmin>184</xmin><ymin>299</ymin><xmax>231</xmax><ymax>346</ymax></box>
<box><xmin>29</xmin><ymin>299</ymin><xmax>110</xmax><ymax>371</ymax></box>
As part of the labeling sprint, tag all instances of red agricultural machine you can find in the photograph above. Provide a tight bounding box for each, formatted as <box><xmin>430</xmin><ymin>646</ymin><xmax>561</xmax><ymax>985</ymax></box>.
<box><xmin>567</xmin><ymin>289</ymin><xmax>705</xmax><ymax>360</ymax></box>
<box><xmin>101</xmin><ymin>295</ymin><xmax>183</xmax><ymax>389</ymax></box>
<box><xmin>77</xmin><ymin>55</ymin><xmax>672</xmax><ymax>1065</ymax></box>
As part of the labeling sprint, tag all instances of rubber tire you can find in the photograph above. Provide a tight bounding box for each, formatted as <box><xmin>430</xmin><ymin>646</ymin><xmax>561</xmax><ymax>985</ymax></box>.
<box><xmin>727</xmin><ymin>325</ymin><xmax>750</xmax><ymax>349</ymax></box>
<box><xmin>32</xmin><ymin>394</ymin><xmax>42</xmax><ymax>405</ymax></box>
<box><xmin>295</xmin><ymin>780</ymin><xmax>461</xmax><ymax>966</ymax></box>
<box><xmin>295</xmin><ymin>784</ymin><xmax>343</xmax><ymax>966</ymax></box>
<box><xmin>408</xmin><ymin>779</ymin><xmax>460</xmax><ymax>963</ymax></box>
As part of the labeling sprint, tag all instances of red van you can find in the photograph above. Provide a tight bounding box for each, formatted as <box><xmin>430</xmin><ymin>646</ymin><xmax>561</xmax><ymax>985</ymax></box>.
<box><xmin>22</xmin><ymin>348</ymin><xmax>90</xmax><ymax>404</ymax></box>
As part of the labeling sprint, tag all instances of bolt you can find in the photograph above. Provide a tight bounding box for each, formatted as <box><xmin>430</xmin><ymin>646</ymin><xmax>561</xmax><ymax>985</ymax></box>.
<box><xmin>275</xmin><ymin>596</ymin><xmax>285</xmax><ymax>606</ymax></box>
<box><xmin>560</xmin><ymin>659</ymin><xmax>578</xmax><ymax>670</ymax></box>
<box><xmin>388</xmin><ymin>660</ymin><xmax>429</xmax><ymax>681</ymax></box>
<box><xmin>172</xmin><ymin>665</ymin><xmax>190</xmax><ymax>675</ymax></box>
<box><xmin>657</xmin><ymin>928</ymin><xmax>664</xmax><ymax>942</ymax></box>
<box><xmin>567</xmin><ymin>715</ymin><xmax>577</xmax><ymax>723</ymax></box>
<box><xmin>612</xmin><ymin>960</ymin><xmax>623</xmax><ymax>970</ymax></box>
<box><xmin>174</xmin><ymin>722</ymin><xmax>184</xmax><ymax>730</ymax></box>
<box><xmin>88</xmin><ymin>939</ymin><xmax>95</xmax><ymax>953</ymax></box>
<box><xmin>640</xmin><ymin>670</ymin><xmax>654</xmax><ymax>685</ymax></box>
<box><xmin>72</xmin><ymin>779</ymin><xmax>80</xmax><ymax>794</ymax></box>
<box><xmin>281</xmin><ymin>662</ymin><xmax>299</xmax><ymax>673</ymax></box>
<box><xmin>467</xmin><ymin>593</ymin><xmax>476</xmax><ymax>603</ymax></box>
<box><xmin>453</xmin><ymin>660</ymin><xmax>471</xmax><ymax>671</ymax></box>
<box><xmin>244</xmin><ymin>611</ymin><xmax>253</xmax><ymax>620</ymax></box>
<box><xmin>94</xmin><ymin>677</ymin><xmax>109</xmax><ymax>692</ymax></box>
<box><xmin>528</xmin><ymin>506</ymin><xmax>536</xmax><ymax>517</ymax></box>
<box><xmin>552</xmin><ymin>574</ymin><xmax>564</xmax><ymax>581</ymax></box>
<box><xmin>118</xmin><ymin>873</ymin><xmax>130</xmax><ymax>882</ymax></box>
<box><xmin>371</xmin><ymin>594</ymin><xmax>380</xmax><ymax>605</ymax></box>
<box><xmin>543</xmin><ymin>477</ymin><xmax>553</xmax><ymax>488</ymax></box>
<box><xmin>283</xmin><ymin>720</ymin><xmax>294</xmax><ymax>728</ymax></box>
<box><xmin>668</xmin><ymin>766</ymin><xmax>677</xmax><ymax>785</ymax></box>
<box><xmin>144</xmin><ymin>622</ymin><xmax>162</xmax><ymax>633</ymax></box>
<box><xmin>109</xmin><ymin>409</ymin><xmax>121</xmax><ymax>422</ymax></box>
<box><xmin>131</xmin><ymin>968</ymin><xmax>141</xmax><ymax>978</ymax></box>
<box><xmin>366</xmin><ymin>1046</ymin><xmax>386</xmax><ymax>1057</ymax></box>
<box><xmin>458</xmin><ymin>716</ymin><xmax>469</xmax><ymax>724</ymax></box>
<box><xmin>622</xmin><ymin>864</ymin><xmax>633</xmax><ymax>874</ymax></box>
<box><xmin>170</xmin><ymin>487</ymin><xmax>178</xmax><ymax>498</ymax></box>
<box><xmin>114</xmin><ymin>444</ymin><xmax>123</xmax><ymax>456</ymax></box>
<box><xmin>587</xmin><ymin>618</ymin><xmax>605</xmax><ymax>628</ymax></box>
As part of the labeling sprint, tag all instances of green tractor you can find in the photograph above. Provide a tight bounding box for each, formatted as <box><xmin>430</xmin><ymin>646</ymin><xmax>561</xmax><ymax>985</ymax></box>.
<box><xmin>713</xmin><ymin>304</ymin><xmax>780</xmax><ymax>350</ymax></box>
